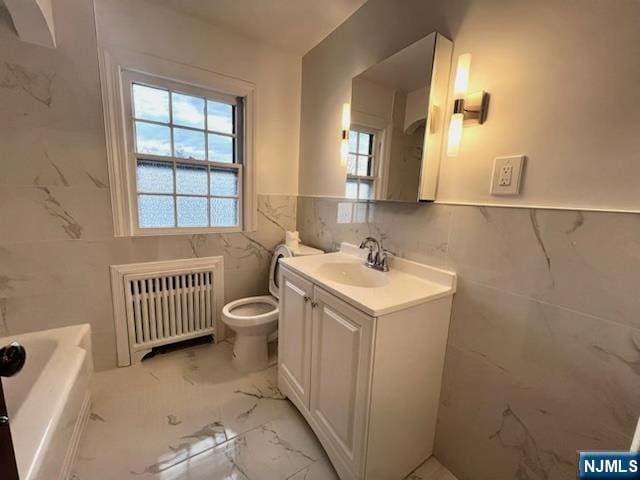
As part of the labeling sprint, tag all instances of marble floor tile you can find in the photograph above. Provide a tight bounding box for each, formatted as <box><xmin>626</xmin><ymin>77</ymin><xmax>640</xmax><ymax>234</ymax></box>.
<box><xmin>72</xmin><ymin>341</ymin><xmax>333</xmax><ymax>480</ymax></box>
<box><xmin>73</xmin><ymin>341</ymin><xmax>453</xmax><ymax>480</ymax></box>
<box><xmin>287</xmin><ymin>457</ymin><xmax>340</xmax><ymax>480</ymax></box>
<box><xmin>138</xmin><ymin>411</ymin><xmax>327</xmax><ymax>480</ymax></box>
<box><xmin>406</xmin><ymin>457</ymin><xmax>457</xmax><ymax>480</ymax></box>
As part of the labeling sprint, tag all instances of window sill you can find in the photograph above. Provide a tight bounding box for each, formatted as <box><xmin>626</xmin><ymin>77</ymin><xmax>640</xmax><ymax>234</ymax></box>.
<box><xmin>130</xmin><ymin>226</ymin><xmax>243</xmax><ymax>237</ymax></box>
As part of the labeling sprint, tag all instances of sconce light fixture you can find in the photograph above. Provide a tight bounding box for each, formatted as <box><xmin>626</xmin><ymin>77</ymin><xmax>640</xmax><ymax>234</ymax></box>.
<box><xmin>341</xmin><ymin>102</ymin><xmax>351</xmax><ymax>165</ymax></box>
<box><xmin>341</xmin><ymin>102</ymin><xmax>351</xmax><ymax>139</ymax></box>
<box><xmin>446</xmin><ymin>53</ymin><xmax>489</xmax><ymax>156</ymax></box>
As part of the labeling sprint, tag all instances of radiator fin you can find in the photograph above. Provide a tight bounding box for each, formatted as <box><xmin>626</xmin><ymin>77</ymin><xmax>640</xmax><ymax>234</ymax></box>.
<box><xmin>126</xmin><ymin>271</ymin><xmax>215</xmax><ymax>348</ymax></box>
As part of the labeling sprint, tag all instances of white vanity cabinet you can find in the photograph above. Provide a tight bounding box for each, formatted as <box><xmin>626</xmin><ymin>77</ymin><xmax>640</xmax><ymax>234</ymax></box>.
<box><xmin>278</xmin><ymin>268</ymin><xmax>314</xmax><ymax>407</ymax></box>
<box><xmin>277</xmin><ymin>247</ymin><xmax>456</xmax><ymax>480</ymax></box>
<box><xmin>309</xmin><ymin>286</ymin><xmax>373</xmax><ymax>476</ymax></box>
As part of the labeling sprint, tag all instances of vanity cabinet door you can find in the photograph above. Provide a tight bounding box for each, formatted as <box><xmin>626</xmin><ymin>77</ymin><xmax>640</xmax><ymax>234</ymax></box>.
<box><xmin>310</xmin><ymin>287</ymin><xmax>373</xmax><ymax>476</ymax></box>
<box><xmin>278</xmin><ymin>267</ymin><xmax>314</xmax><ymax>408</ymax></box>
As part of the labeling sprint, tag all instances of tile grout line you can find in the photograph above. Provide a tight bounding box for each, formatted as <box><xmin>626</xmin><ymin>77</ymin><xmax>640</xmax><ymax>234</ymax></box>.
<box><xmin>462</xmin><ymin>276</ymin><xmax>640</xmax><ymax>333</ymax></box>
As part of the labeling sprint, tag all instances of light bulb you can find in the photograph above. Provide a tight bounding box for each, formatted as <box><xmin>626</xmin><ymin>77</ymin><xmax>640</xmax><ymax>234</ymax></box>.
<box><xmin>341</xmin><ymin>103</ymin><xmax>351</xmax><ymax>133</ymax></box>
<box><xmin>453</xmin><ymin>53</ymin><xmax>471</xmax><ymax>96</ymax></box>
<box><xmin>446</xmin><ymin>113</ymin><xmax>464</xmax><ymax>157</ymax></box>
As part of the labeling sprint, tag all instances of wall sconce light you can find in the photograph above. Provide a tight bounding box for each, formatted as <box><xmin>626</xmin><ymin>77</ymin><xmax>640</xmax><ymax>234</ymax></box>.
<box><xmin>341</xmin><ymin>102</ymin><xmax>351</xmax><ymax>139</ymax></box>
<box><xmin>446</xmin><ymin>53</ymin><xmax>489</xmax><ymax>156</ymax></box>
<box><xmin>341</xmin><ymin>102</ymin><xmax>351</xmax><ymax>165</ymax></box>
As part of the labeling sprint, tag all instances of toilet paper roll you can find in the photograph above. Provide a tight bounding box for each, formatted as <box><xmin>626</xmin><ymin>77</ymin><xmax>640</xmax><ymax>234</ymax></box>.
<box><xmin>286</xmin><ymin>231</ymin><xmax>300</xmax><ymax>249</ymax></box>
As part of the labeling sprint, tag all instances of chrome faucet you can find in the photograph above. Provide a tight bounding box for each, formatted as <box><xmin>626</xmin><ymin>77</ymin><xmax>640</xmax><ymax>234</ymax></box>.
<box><xmin>359</xmin><ymin>237</ymin><xmax>392</xmax><ymax>272</ymax></box>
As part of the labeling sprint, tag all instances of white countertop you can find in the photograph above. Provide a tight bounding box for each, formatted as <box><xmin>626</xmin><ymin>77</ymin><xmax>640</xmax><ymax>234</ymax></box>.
<box><xmin>280</xmin><ymin>243</ymin><xmax>457</xmax><ymax>317</ymax></box>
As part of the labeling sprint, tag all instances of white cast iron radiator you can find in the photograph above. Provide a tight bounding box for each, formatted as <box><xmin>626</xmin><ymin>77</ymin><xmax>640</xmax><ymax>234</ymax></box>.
<box><xmin>110</xmin><ymin>256</ymin><xmax>224</xmax><ymax>366</ymax></box>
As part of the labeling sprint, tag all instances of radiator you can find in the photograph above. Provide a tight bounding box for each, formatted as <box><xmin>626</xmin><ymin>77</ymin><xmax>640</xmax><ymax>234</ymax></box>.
<box><xmin>110</xmin><ymin>256</ymin><xmax>224</xmax><ymax>366</ymax></box>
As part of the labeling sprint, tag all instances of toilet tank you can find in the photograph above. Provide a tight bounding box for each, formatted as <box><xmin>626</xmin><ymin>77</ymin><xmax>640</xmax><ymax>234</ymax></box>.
<box><xmin>269</xmin><ymin>243</ymin><xmax>323</xmax><ymax>298</ymax></box>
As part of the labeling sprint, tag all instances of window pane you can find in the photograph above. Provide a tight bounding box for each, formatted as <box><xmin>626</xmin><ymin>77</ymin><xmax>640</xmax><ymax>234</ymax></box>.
<box><xmin>359</xmin><ymin>181</ymin><xmax>373</xmax><ymax>200</ymax></box>
<box><xmin>207</xmin><ymin>101</ymin><xmax>233</xmax><ymax>134</ymax></box>
<box><xmin>211</xmin><ymin>169</ymin><xmax>238</xmax><ymax>197</ymax></box>
<box><xmin>211</xmin><ymin>198</ymin><xmax>238</xmax><ymax>226</ymax></box>
<box><xmin>176</xmin><ymin>164</ymin><xmax>207</xmax><ymax>195</ymax></box>
<box><xmin>135</xmin><ymin>121</ymin><xmax>171</xmax><ymax>156</ymax></box>
<box><xmin>356</xmin><ymin>156</ymin><xmax>370</xmax><ymax>176</ymax></box>
<box><xmin>207</xmin><ymin>134</ymin><xmax>233</xmax><ymax>163</ymax></box>
<box><xmin>136</xmin><ymin>160</ymin><xmax>173</xmax><ymax>193</ymax></box>
<box><xmin>172</xmin><ymin>92</ymin><xmax>205</xmax><ymax>129</ymax></box>
<box><xmin>177</xmin><ymin>196</ymin><xmax>208</xmax><ymax>227</ymax></box>
<box><xmin>133</xmin><ymin>84</ymin><xmax>169</xmax><ymax>123</ymax></box>
<box><xmin>348</xmin><ymin>131</ymin><xmax>358</xmax><ymax>153</ymax></box>
<box><xmin>174</xmin><ymin>128</ymin><xmax>205</xmax><ymax>160</ymax></box>
<box><xmin>138</xmin><ymin>194</ymin><xmax>174</xmax><ymax>228</ymax></box>
<box><xmin>345</xmin><ymin>180</ymin><xmax>358</xmax><ymax>199</ymax></box>
<box><xmin>359</xmin><ymin>132</ymin><xmax>373</xmax><ymax>155</ymax></box>
<box><xmin>346</xmin><ymin>155</ymin><xmax>357</xmax><ymax>175</ymax></box>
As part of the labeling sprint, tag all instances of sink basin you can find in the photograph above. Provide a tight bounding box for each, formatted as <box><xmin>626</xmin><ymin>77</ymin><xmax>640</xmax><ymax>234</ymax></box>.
<box><xmin>280</xmin><ymin>242</ymin><xmax>456</xmax><ymax>316</ymax></box>
<box><xmin>315</xmin><ymin>262</ymin><xmax>389</xmax><ymax>288</ymax></box>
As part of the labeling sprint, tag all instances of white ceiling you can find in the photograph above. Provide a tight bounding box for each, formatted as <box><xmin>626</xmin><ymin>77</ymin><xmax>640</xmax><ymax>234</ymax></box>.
<box><xmin>153</xmin><ymin>0</ymin><xmax>369</xmax><ymax>56</ymax></box>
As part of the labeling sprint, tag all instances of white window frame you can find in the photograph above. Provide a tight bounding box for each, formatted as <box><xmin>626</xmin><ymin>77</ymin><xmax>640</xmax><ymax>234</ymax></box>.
<box><xmin>99</xmin><ymin>47</ymin><xmax>256</xmax><ymax>237</ymax></box>
<box><xmin>346</xmin><ymin>125</ymin><xmax>380</xmax><ymax>200</ymax></box>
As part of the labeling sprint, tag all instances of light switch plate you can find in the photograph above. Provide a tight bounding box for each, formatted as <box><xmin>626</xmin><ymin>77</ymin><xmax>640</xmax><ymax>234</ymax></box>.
<box><xmin>491</xmin><ymin>155</ymin><xmax>525</xmax><ymax>195</ymax></box>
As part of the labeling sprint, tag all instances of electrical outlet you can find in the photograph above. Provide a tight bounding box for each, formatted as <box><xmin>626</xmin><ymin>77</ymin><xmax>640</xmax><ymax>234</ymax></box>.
<box><xmin>499</xmin><ymin>165</ymin><xmax>513</xmax><ymax>186</ymax></box>
<box><xmin>491</xmin><ymin>155</ymin><xmax>525</xmax><ymax>195</ymax></box>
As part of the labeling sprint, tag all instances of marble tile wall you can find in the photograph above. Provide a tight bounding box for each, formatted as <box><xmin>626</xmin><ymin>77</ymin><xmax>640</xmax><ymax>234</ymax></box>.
<box><xmin>297</xmin><ymin>196</ymin><xmax>640</xmax><ymax>480</ymax></box>
<box><xmin>0</xmin><ymin>0</ymin><xmax>295</xmax><ymax>370</ymax></box>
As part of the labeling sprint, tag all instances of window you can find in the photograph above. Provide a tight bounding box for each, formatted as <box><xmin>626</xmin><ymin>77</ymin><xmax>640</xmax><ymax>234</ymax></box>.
<box><xmin>99</xmin><ymin>48</ymin><xmax>256</xmax><ymax>236</ymax></box>
<box><xmin>346</xmin><ymin>127</ymin><xmax>376</xmax><ymax>200</ymax></box>
<box><xmin>129</xmin><ymin>78</ymin><xmax>243</xmax><ymax>230</ymax></box>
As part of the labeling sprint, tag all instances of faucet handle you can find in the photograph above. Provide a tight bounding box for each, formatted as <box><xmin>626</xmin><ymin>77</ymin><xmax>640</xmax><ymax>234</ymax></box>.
<box><xmin>378</xmin><ymin>246</ymin><xmax>394</xmax><ymax>272</ymax></box>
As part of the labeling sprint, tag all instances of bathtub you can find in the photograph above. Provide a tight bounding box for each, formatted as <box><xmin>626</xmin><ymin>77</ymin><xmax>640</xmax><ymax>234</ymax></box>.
<box><xmin>0</xmin><ymin>324</ymin><xmax>93</xmax><ymax>480</ymax></box>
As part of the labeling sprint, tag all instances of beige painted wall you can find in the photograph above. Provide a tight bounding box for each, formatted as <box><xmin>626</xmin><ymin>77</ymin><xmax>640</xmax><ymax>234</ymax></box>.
<box><xmin>95</xmin><ymin>0</ymin><xmax>302</xmax><ymax>196</ymax></box>
<box><xmin>299</xmin><ymin>0</ymin><xmax>640</xmax><ymax>212</ymax></box>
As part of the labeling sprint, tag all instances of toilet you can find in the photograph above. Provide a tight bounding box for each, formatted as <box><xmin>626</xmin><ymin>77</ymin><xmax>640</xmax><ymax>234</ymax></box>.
<box><xmin>222</xmin><ymin>243</ymin><xmax>323</xmax><ymax>372</ymax></box>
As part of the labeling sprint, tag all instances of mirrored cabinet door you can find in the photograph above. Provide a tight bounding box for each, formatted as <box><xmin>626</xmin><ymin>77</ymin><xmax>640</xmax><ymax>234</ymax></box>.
<box><xmin>346</xmin><ymin>32</ymin><xmax>452</xmax><ymax>202</ymax></box>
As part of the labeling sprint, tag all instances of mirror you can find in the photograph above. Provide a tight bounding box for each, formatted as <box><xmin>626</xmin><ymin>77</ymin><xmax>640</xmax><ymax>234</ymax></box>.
<box><xmin>345</xmin><ymin>32</ymin><xmax>452</xmax><ymax>202</ymax></box>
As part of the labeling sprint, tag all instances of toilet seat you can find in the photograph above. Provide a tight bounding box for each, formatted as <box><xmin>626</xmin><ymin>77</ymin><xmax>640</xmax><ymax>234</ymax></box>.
<box><xmin>221</xmin><ymin>242</ymin><xmax>323</xmax><ymax>373</ymax></box>
<box><xmin>222</xmin><ymin>295</ymin><xmax>278</xmax><ymax>330</ymax></box>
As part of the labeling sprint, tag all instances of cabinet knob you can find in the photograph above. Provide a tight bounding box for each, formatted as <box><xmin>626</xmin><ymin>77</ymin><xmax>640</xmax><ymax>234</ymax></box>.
<box><xmin>311</xmin><ymin>301</ymin><xmax>318</xmax><ymax>308</ymax></box>
<box><xmin>303</xmin><ymin>295</ymin><xmax>310</xmax><ymax>303</ymax></box>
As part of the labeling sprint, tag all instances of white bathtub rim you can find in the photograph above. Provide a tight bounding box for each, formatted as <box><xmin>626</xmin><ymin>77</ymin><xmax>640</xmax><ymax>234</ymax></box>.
<box><xmin>60</xmin><ymin>391</ymin><xmax>91</xmax><ymax>480</ymax></box>
<box><xmin>0</xmin><ymin>324</ymin><xmax>92</xmax><ymax>480</ymax></box>
<box><xmin>26</xmin><ymin>349</ymin><xmax>85</xmax><ymax>479</ymax></box>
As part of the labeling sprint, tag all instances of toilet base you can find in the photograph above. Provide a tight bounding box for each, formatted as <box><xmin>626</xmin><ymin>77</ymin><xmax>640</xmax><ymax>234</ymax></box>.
<box><xmin>232</xmin><ymin>334</ymin><xmax>269</xmax><ymax>373</ymax></box>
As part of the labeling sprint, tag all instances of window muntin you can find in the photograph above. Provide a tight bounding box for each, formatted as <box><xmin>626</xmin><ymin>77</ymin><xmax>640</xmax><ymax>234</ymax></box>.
<box><xmin>129</xmin><ymin>81</ymin><xmax>243</xmax><ymax>230</ymax></box>
<box><xmin>346</xmin><ymin>127</ymin><xmax>376</xmax><ymax>200</ymax></box>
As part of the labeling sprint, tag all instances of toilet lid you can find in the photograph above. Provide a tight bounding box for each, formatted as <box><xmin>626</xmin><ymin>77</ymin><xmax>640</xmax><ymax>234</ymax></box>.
<box><xmin>269</xmin><ymin>244</ymin><xmax>292</xmax><ymax>299</ymax></box>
